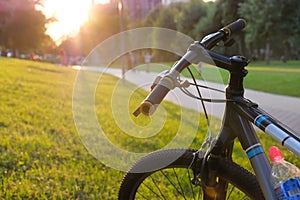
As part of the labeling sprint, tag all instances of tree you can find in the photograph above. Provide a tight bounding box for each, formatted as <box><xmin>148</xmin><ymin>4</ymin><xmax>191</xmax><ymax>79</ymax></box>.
<box><xmin>0</xmin><ymin>0</ymin><xmax>14</xmax><ymax>49</ymax></box>
<box><xmin>275</xmin><ymin>0</ymin><xmax>300</xmax><ymax>60</ymax></box>
<box><xmin>143</xmin><ymin>1</ymin><xmax>207</xmax><ymax>38</ymax></box>
<box><xmin>143</xmin><ymin>5</ymin><xmax>162</xmax><ymax>27</ymax></box>
<box><xmin>239</xmin><ymin>0</ymin><xmax>277</xmax><ymax>63</ymax></box>
<box><xmin>215</xmin><ymin>0</ymin><xmax>247</xmax><ymax>56</ymax></box>
<box><xmin>143</xmin><ymin>3</ymin><xmax>182</xmax><ymax>30</ymax></box>
<box><xmin>176</xmin><ymin>0</ymin><xmax>207</xmax><ymax>38</ymax></box>
<box><xmin>239</xmin><ymin>0</ymin><xmax>300</xmax><ymax>62</ymax></box>
<box><xmin>193</xmin><ymin>2</ymin><xmax>222</xmax><ymax>40</ymax></box>
<box><xmin>79</xmin><ymin>3</ymin><xmax>121</xmax><ymax>55</ymax></box>
<box><xmin>194</xmin><ymin>0</ymin><xmax>247</xmax><ymax>56</ymax></box>
<box><xmin>0</xmin><ymin>0</ymin><xmax>52</xmax><ymax>55</ymax></box>
<box><xmin>154</xmin><ymin>5</ymin><xmax>178</xmax><ymax>30</ymax></box>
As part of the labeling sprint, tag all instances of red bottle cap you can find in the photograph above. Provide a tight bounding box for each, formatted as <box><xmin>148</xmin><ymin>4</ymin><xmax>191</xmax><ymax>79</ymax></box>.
<box><xmin>268</xmin><ymin>146</ymin><xmax>284</xmax><ymax>162</ymax></box>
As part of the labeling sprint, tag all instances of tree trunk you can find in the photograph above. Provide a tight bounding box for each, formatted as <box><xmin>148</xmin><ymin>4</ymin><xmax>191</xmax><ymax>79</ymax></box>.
<box><xmin>265</xmin><ymin>38</ymin><xmax>270</xmax><ymax>65</ymax></box>
<box><xmin>238</xmin><ymin>32</ymin><xmax>247</xmax><ymax>58</ymax></box>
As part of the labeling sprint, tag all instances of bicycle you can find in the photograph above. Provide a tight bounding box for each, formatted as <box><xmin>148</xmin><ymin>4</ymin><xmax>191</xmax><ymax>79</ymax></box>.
<box><xmin>118</xmin><ymin>19</ymin><xmax>300</xmax><ymax>199</ymax></box>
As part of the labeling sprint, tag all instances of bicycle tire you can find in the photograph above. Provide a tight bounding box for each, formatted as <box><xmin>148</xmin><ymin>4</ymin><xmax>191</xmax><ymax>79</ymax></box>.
<box><xmin>118</xmin><ymin>148</ymin><xmax>264</xmax><ymax>200</ymax></box>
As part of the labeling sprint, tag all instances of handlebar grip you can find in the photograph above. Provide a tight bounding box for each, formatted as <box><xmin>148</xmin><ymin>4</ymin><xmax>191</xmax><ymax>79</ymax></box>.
<box><xmin>134</xmin><ymin>78</ymin><xmax>172</xmax><ymax>116</ymax></box>
<box><xmin>223</xmin><ymin>19</ymin><xmax>246</xmax><ymax>37</ymax></box>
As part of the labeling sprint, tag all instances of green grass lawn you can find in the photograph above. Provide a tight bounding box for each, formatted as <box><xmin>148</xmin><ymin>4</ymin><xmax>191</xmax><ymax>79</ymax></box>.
<box><xmin>0</xmin><ymin>57</ymin><xmax>299</xmax><ymax>199</ymax></box>
<box><xmin>0</xmin><ymin>58</ymin><xmax>122</xmax><ymax>199</ymax></box>
<box><xmin>129</xmin><ymin>60</ymin><xmax>300</xmax><ymax>97</ymax></box>
<box><xmin>186</xmin><ymin>60</ymin><xmax>300</xmax><ymax>97</ymax></box>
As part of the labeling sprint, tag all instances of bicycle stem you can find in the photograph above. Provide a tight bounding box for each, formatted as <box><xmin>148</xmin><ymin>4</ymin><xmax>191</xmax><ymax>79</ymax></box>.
<box><xmin>134</xmin><ymin>19</ymin><xmax>247</xmax><ymax>117</ymax></box>
<box><xmin>181</xmin><ymin>42</ymin><xmax>250</xmax><ymax>98</ymax></box>
<box><xmin>189</xmin><ymin>45</ymin><xmax>278</xmax><ymax>199</ymax></box>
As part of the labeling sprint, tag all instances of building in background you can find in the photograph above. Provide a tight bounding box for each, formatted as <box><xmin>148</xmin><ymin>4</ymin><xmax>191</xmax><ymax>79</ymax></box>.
<box><xmin>162</xmin><ymin>0</ymin><xmax>189</xmax><ymax>5</ymax></box>
<box><xmin>123</xmin><ymin>0</ymin><xmax>162</xmax><ymax>22</ymax></box>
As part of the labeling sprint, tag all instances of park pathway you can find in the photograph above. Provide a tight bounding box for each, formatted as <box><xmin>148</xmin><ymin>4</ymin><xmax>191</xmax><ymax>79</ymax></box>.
<box><xmin>74</xmin><ymin>66</ymin><xmax>300</xmax><ymax>135</ymax></box>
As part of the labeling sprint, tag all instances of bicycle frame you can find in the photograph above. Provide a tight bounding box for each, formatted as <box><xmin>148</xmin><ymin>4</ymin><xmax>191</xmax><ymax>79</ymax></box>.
<box><xmin>133</xmin><ymin>24</ymin><xmax>300</xmax><ymax>198</ymax></box>
<box><xmin>202</xmin><ymin>51</ymin><xmax>300</xmax><ymax>199</ymax></box>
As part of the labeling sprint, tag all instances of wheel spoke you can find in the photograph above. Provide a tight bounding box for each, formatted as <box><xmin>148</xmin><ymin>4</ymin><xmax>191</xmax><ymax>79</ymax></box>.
<box><xmin>172</xmin><ymin>168</ymin><xmax>187</xmax><ymax>200</ymax></box>
<box><xmin>226</xmin><ymin>185</ymin><xmax>235</xmax><ymax>200</ymax></box>
<box><xmin>186</xmin><ymin>168</ymin><xmax>196</xmax><ymax>200</ymax></box>
<box><xmin>136</xmin><ymin>190</ymin><xmax>151</xmax><ymax>200</ymax></box>
<box><xmin>197</xmin><ymin>186</ymin><xmax>202</xmax><ymax>200</ymax></box>
<box><xmin>118</xmin><ymin>149</ymin><xmax>260</xmax><ymax>200</ymax></box>
<box><xmin>140</xmin><ymin>177</ymin><xmax>166</xmax><ymax>199</ymax></box>
<box><xmin>160</xmin><ymin>170</ymin><xmax>183</xmax><ymax>197</ymax></box>
<box><xmin>149</xmin><ymin>175</ymin><xmax>167</xmax><ymax>199</ymax></box>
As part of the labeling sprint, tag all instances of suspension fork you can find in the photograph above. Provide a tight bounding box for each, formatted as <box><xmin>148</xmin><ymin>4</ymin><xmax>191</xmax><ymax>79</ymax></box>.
<box><xmin>200</xmin><ymin>101</ymin><xmax>276</xmax><ymax>200</ymax></box>
<box><xmin>200</xmin><ymin>101</ymin><xmax>238</xmax><ymax>200</ymax></box>
<box><xmin>202</xmin><ymin>145</ymin><xmax>235</xmax><ymax>200</ymax></box>
<box><xmin>196</xmin><ymin>54</ymin><xmax>275</xmax><ymax>199</ymax></box>
<box><xmin>199</xmin><ymin>55</ymin><xmax>249</xmax><ymax>199</ymax></box>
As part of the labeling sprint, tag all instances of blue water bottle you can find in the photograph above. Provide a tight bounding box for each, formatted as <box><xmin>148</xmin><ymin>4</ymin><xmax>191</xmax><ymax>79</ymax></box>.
<box><xmin>269</xmin><ymin>146</ymin><xmax>300</xmax><ymax>200</ymax></box>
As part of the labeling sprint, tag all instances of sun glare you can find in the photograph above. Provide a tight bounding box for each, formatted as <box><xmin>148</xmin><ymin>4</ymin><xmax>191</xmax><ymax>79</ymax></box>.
<box><xmin>42</xmin><ymin>0</ymin><xmax>109</xmax><ymax>44</ymax></box>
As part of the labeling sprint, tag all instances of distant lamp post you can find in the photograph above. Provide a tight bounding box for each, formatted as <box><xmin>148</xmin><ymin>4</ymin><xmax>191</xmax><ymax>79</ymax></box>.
<box><xmin>118</xmin><ymin>0</ymin><xmax>123</xmax><ymax>15</ymax></box>
<box><xmin>118</xmin><ymin>0</ymin><xmax>126</xmax><ymax>82</ymax></box>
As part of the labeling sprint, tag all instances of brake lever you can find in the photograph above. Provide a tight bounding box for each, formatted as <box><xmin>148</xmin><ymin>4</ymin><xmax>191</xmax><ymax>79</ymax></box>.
<box><xmin>200</xmin><ymin>32</ymin><xmax>220</xmax><ymax>44</ymax></box>
<box><xmin>150</xmin><ymin>70</ymin><xmax>169</xmax><ymax>90</ymax></box>
<box><xmin>224</xmin><ymin>38</ymin><xmax>235</xmax><ymax>47</ymax></box>
<box><xmin>133</xmin><ymin>70</ymin><xmax>170</xmax><ymax>117</ymax></box>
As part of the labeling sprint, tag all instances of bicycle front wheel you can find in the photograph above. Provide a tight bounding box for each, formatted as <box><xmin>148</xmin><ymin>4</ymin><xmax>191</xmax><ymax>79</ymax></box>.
<box><xmin>118</xmin><ymin>148</ymin><xmax>264</xmax><ymax>200</ymax></box>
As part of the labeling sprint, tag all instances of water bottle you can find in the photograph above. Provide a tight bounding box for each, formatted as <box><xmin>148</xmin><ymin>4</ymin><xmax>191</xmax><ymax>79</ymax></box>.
<box><xmin>268</xmin><ymin>146</ymin><xmax>300</xmax><ymax>199</ymax></box>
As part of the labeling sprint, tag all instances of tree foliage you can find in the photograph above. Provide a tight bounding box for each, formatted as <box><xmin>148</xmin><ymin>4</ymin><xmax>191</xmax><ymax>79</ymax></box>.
<box><xmin>193</xmin><ymin>0</ymin><xmax>247</xmax><ymax>56</ymax></box>
<box><xmin>142</xmin><ymin>0</ymin><xmax>300</xmax><ymax>61</ymax></box>
<box><xmin>193</xmin><ymin>3</ymin><xmax>221</xmax><ymax>40</ymax></box>
<box><xmin>239</xmin><ymin>0</ymin><xmax>300</xmax><ymax>60</ymax></box>
<box><xmin>143</xmin><ymin>1</ymin><xmax>207</xmax><ymax>37</ymax></box>
<box><xmin>143</xmin><ymin>3</ymin><xmax>183</xmax><ymax>30</ymax></box>
<box><xmin>0</xmin><ymin>0</ymin><xmax>54</xmax><ymax>54</ymax></box>
<box><xmin>176</xmin><ymin>0</ymin><xmax>207</xmax><ymax>37</ymax></box>
<box><xmin>76</xmin><ymin>4</ymin><xmax>121</xmax><ymax>55</ymax></box>
<box><xmin>3</xmin><ymin>0</ymin><xmax>295</xmax><ymax>61</ymax></box>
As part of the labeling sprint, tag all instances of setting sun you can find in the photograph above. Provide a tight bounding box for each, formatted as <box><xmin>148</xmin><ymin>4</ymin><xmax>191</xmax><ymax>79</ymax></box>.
<box><xmin>41</xmin><ymin>0</ymin><xmax>110</xmax><ymax>44</ymax></box>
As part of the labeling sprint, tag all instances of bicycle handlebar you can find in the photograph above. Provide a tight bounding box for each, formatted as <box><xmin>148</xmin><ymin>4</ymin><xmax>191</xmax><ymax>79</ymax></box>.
<box><xmin>133</xmin><ymin>70</ymin><xmax>180</xmax><ymax>116</ymax></box>
<box><xmin>133</xmin><ymin>83</ymin><xmax>172</xmax><ymax>116</ymax></box>
<box><xmin>133</xmin><ymin>19</ymin><xmax>247</xmax><ymax>116</ymax></box>
<box><xmin>201</xmin><ymin>18</ymin><xmax>246</xmax><ymax>49</ymax></box>
<box><xmin>222</xmin><ymin>19</ymin><xmax>246</xmax><ymax>37</ymax></box>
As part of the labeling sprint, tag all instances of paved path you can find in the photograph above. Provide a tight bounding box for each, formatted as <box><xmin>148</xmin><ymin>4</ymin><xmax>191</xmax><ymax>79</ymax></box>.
<box><xmin>75</xmin><ymin>66</ymin><xmax>300</xmax><ymax>134</ymax></box>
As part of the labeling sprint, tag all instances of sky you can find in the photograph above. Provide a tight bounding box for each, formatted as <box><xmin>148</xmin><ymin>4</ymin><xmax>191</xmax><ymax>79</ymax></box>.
<box><xmin>40</xmin><ymin>0</ymin><xmax>214</xmax><ymax>45</ymax></box>
<box><xmin>39</xmin><ymin>0</ymin><xmax>110</xmax><ymax>44</ymax></box>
